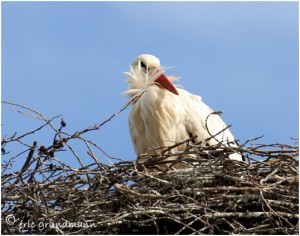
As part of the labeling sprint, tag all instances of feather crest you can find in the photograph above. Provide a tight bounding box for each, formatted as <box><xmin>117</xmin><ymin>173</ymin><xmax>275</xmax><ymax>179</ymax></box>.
<box><xmin>123</xmin><ymin>64</ymin><xmax>179</xmax><ymax>98</ymax></box>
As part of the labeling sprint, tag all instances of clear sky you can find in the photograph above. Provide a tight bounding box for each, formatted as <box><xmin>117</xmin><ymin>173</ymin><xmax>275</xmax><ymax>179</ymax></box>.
<box><xmin>2</xmin><ymin>1</ymin><xmax>299</xmax><ymax>168</ymax></box>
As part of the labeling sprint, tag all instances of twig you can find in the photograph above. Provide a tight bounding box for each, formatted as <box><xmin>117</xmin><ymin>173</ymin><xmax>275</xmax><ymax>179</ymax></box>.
<box><xmin>14</xmin><ymin>141</ymin><xmax>37</xmax><ymax>184</ymax></box>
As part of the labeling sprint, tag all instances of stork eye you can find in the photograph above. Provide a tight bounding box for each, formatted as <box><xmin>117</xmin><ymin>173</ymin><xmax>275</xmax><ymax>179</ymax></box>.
<box><xmin>140</xmin><ymin>61</ymin><xmax>147</xmax><ymax>68</ymax></box>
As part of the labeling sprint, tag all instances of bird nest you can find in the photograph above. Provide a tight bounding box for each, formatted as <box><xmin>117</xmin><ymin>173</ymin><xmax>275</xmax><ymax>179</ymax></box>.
<box><xmin>1</xmin><ymin>101</ymin><xmax>299</xmax><ymax>234</ymax></box>
<box><xmin>2</xmin><ymin>143</ymin><xmax>299</xmax><ymax>235</ymax></box>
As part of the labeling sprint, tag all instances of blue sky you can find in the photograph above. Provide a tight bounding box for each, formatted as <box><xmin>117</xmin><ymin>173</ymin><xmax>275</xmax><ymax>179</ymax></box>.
<box><xmin>2</xmin><ymin>1</ymin><xmax>299</xmax><ymax>169</ymax></box>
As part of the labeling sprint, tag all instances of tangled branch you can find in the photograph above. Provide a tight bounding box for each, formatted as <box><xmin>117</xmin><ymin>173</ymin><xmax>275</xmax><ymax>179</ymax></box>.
<box><xmin>1</xmin><ymin>101</ymin><xmax>299</xmax><ymax>235</ymax></box>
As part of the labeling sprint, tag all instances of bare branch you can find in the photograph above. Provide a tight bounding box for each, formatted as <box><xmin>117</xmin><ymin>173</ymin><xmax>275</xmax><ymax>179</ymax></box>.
<box><xmin>1</xmin><ymin>101</ymin><xmax>298</xmax><ymax>234</ymax></box>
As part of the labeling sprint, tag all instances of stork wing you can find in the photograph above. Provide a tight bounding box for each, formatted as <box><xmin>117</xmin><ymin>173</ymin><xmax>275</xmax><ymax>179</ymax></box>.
<box><xmin>178</xmin><ymin>89</ymin><xmax>238</xmax><ymax>147</ymax></box>
<box><xmin>178</xmin><ymin>89</ymin><xmax>242</xmax><ymax>161</ymax></box>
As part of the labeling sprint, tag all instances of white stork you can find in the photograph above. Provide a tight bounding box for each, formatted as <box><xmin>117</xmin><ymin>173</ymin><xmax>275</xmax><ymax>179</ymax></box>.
<box><xmin>124</xmin><ymin>54</ymin><xmax>243</xmax><ymax>168</ymax></box>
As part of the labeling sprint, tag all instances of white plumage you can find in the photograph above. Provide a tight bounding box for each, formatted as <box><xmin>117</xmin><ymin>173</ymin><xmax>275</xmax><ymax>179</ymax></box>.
<box><xmin>124</xmin><ymin>54</ymin><xmax>242</xmax><ymax>164</ymax></box>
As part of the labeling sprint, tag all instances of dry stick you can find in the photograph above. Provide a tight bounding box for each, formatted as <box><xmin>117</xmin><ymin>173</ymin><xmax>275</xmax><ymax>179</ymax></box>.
<box><xmin>8</xmin><ymin>108</ymin><xmax>44</xmax><ymax>120</ymax></box>
<box><xmin>114</xmin><ymin>183</ymin><xmax>167</xmax><ymax>199</ymax></box>
<box><xmin>5</xmin><ymin>103</ymin><xmax>98</xmax><ymax>192</ymax></box>
<box><xmin>260</xmin><ymin>167</ymin><xmax>279</xmax><ymax>185</ymax></box>
<box><xmin>14</xmin><ymin>141</ymin><xmax>37</xmax><ymax>184</ymax></box>
<box><xmin>162</xmin><ymin>216</ymin><xmax>200</xmax><ymax>234</ymax></box>
<box><xmin>241</xmin><ymin>148</ymin><xmax>298</xmax><ymax>161</ymax></box>
<box><xmin>86</xmin><ymin>138</ymin><xmax>122</xmax><ymax>162</ymax></box>
<box><xmin>222</xmin><ymin>218</ymin><xmax>237</xmax><ymax>232</ymax></box>
<box><xmin>2</xmin><ymin>101</ymin><xmax>92</xmax><ymax>185</ymax></box>
<box><xmin>33</xmin><ymin>178</ymin><xmax>49</xmax><ymax>213</ymax></box>
<box><xmin>179</xmin><ymin>186</ymin><xmax>272</xmax><ymax>194</ymax></box>
<box><xmin>203</xmin><ymin>211</ymin><xmax>298</xmax><ymax>219</ymax></box>
<box><xmin>2</xmin><ymin>101</ymin><xmax>48</xmax><ymax>119</ymax></box>
<box><xmin>162</xmin><ymin>135</ymin><xmax>198</xmax><ymax>154</ymax></box>
<box><xmin>69</xmin><ymin>90</ymin><xmax>146</xmax><ymax>138</ymax></box>
<box><xmin>27</xmin><ymin>156</ymin><xmax>43</xmax><ymax>183</ymax></box>
<box><xmin>84</xmin><ymin>140</ymin><xmax>110</xmax><ymax>171</ymax></box>
<box><xmin>267</xmin><ymin>199</ymin><xmax>299</xmax><ymax>208</ymax></box>
<box><xmin>239</xmin><ymin>135</ymin><xmax>265</xmax><ymax>148</ymax></box>
<box><xmin>147</xmin><ymin>134</ymin><xmax>200</xmax><ymax>155</ymax></box>
<box><xmin>2</xmin><ymin>101</ymin><xmax>63</xmax><ymax>140</ymax></box>
<box><xmin>251</xmin><ymin>142</ymin><xmax>297</xmax><ymax>149</ymax></box>
<box><xmin>131</xmin><ymin>169</ymin><xmax>172</xmax><ymax>185</ymax></box>
<box><xmin>140</xmin><ymin>135</ymin><xmax>198</xmax><ymax>167</ymax></box>
<box><xmin>2</xmin><ymin>101</ymin><xmax>85</xmax><ymax>166</ymax></box>
<box><xmin>204</xmin><ymin>111</ymin><xmax>232</xmax><ymax>146</ymax></box>
<box><xmin>259</xmin><ymin>189</ymin><xmax>294</xmax><ymax>228</ymax></box>
<box><xmin>175</xmin><ymin>214</ymin><xmax>200</xmax><ymax>235</ymax></box>
<box><xmin>10</xmin><ymin>115</ymin><xmax>61</xmax><ymax>142</ymax></box>
<box><xmin>88</xmin><ymin>139</ymin><xmax>123</xmax><ymax>162</ymax></box>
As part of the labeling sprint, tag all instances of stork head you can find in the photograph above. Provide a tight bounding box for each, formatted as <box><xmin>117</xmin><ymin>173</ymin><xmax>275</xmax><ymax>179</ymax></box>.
<box><xmin>128</xmin><ymin>54</ymin><xmax>179</xmax><ymax>96</ymax></box>
<box><xmin>131</xmin><ymin>54</ymin><xmax>161</xmax><ymax>71</ymax></box>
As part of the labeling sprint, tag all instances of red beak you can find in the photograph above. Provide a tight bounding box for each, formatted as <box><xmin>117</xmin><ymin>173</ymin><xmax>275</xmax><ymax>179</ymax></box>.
<box><xmin>154</xmin><ymin>73</ymin><xmax>179</xmax><ymax>95</ymax></box>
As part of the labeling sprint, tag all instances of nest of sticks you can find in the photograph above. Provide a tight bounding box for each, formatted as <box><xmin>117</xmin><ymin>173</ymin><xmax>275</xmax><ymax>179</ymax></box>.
<box><xmin>1</xmin><ymin>101</ymin><xmax>299</xmax><ymax>234</ymax></box>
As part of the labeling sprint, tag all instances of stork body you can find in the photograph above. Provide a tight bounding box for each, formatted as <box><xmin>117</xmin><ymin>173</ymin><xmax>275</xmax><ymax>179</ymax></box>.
<box><xmin>124</xmin><ymin>54</ymin><xmax>242</xmax><ymax>164</ymax></box>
